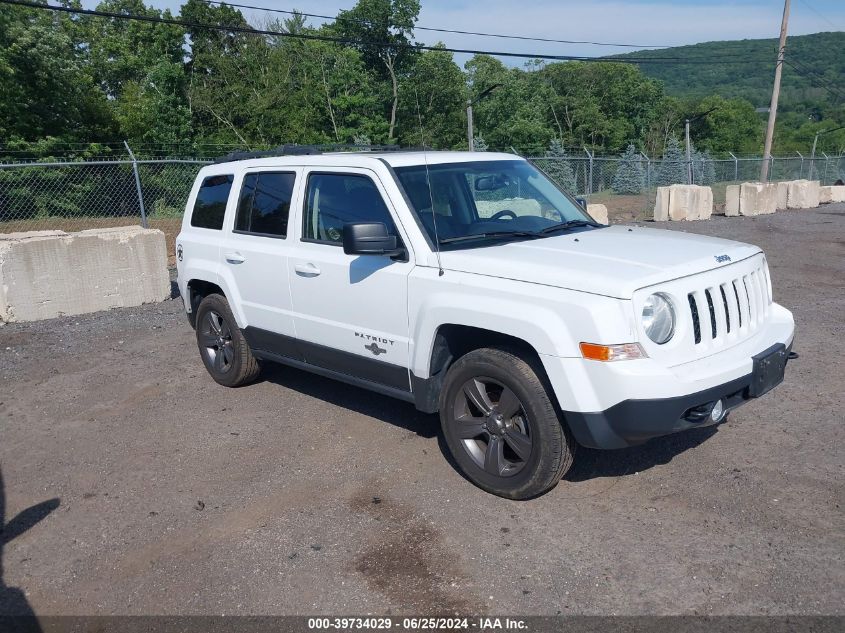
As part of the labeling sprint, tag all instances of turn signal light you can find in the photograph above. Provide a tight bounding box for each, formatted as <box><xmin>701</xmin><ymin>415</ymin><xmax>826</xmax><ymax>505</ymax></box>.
<box><xmin>580</xmin><ymin>342</ymin><xmax>647</xmax><ymax>362</ymax></box>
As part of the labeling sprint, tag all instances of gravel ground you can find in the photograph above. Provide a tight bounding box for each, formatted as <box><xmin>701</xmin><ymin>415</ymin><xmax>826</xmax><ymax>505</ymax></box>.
<box><xmin>1</xmin><ymin>205</ymin><xmax>843</xmax><ymax>616</ymax></box>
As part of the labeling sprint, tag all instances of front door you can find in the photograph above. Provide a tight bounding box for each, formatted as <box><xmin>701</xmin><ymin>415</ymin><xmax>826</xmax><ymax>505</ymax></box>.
<box><xmin>287</xmin><ymin>169</ymin><xmax>413</xmax><ymax>392</ymax></box>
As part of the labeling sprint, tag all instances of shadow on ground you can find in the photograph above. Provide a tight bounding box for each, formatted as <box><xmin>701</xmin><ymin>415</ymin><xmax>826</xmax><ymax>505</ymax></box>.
<box><xmin>566</xmin><ymin>426</ymin><xmax>719</xmax><ymax>482</ymax></box>
<box><xmin>261</xmin><ymin>364</ymin><xmax>439</xmax><ymax>438</ymax></box>
<box><xmin>0</xmin><ymin>465</ymin><xmax>59</xmax><ymax>631</ymax></box>
<box><xmin>260</xmin><ymin>363</ymin><xmax>719</xmax><ymax>484</ymax></box>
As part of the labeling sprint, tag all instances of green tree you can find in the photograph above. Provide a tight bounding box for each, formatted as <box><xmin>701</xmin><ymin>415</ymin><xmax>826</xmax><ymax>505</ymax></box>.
<box><xmin>115</xmin><ymin>61</ymin><xmax>192</xmax><ymax>148</ymax></box>
<box><xmin>335</xmin><ymin>0</ymin><xmax>421</xmax><ymax>141</ymax></box>
<box><xmin>398</xmin><ymin>45</ymin><xmax>466</xmax><ymax>148</ymax></box>
<box><xmin>691</xmin><ymin>146</ymin><xmax>716</xmax><ymax>185</ymax></box>
<box><xmin>542</xmin><ymin>62</ymin><xmax>664</xmax><ymax>151</ymax></box>
<box><xmin>0</xmin><ymin>2</ymin><xmax>114</xmax><ymax>142</ymax></box>
<box><xmin>544</xmin><ymin>140</ymin><xmax>577</xmax><ymax>193</ymax></box>
<box><xmin>464</xmin><ymin>55</ymin><xmax>554</xmax><ymax>154</ymax></box>
<box><xmin>85</xmin><ymin>0</ymin><xmax>185</xmax><ymax>99</ymax></box>
<box><xmin>612</xmin><ymin>144</ymin><xmax>645</xmax><ymax>194</ymax></box>
<box><xmin>691</xmin><ymin>95</ymin><xmax>762</xmax><ymax>155</ymax></box>
<box><xmin>313</xmin><ymin>42</ymin><xmax>387</xmax><ymax>144</ymax></box>
<box><xmin>657</xmin><ymin>136</ymin><xmax>688</xmax><ymax>186</ymax></box>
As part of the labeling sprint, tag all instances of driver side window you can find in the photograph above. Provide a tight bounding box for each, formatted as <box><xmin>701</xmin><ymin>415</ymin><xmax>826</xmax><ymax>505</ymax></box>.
<box><xmin>303</xmin><ymin>173</ymin><xmax>396</xmax><ymax>245</ymax></box>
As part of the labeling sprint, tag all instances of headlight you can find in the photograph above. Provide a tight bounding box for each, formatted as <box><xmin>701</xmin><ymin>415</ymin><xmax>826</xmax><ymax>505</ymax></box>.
<box><xmin>642</xmin><ymin>293</ymin><xmax>675</xmax><ymax>344</ymax></box>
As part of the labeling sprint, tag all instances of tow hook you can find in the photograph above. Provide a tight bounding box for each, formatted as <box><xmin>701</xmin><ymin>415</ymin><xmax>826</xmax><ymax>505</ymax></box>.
<box><xmin>787</xmin><ymin>351</ymin><xmax>799</xmax><ymax>360</ymax></box>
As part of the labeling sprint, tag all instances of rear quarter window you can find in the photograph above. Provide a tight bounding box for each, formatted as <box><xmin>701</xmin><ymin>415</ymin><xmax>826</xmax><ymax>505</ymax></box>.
<box><xmin>191</xmin><ymin>174</ymin><xmax>234</xmax><ymax>230</ymax></box>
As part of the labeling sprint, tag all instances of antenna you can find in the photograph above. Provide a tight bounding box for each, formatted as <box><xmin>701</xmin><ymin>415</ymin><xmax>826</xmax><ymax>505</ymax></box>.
<box><xmin>413</xmin><ymin>88</ymin><xmax>444</xmax><ymax>277</ymax></box>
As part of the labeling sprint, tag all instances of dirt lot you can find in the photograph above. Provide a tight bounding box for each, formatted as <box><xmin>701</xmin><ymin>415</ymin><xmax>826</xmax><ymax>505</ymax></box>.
<box><xmin>1</xmin><ymin>206</ymin><xmax>843</xmax><ymax>616</ymax></box>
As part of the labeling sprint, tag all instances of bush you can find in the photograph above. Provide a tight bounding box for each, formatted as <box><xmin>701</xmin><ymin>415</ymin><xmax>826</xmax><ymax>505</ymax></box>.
<box><xmin>657</xmin><ymin>136</ymin><xmax>688</xmax><ymax>186</ymax></box>
<box><xmin>544</xmin><ymin>140</ymin><xmax>577</xmax><ymax>194</ymax></box>
<box><xmin>691</xmin><ymin>147</ymin><xmax>716</xmax><ymax>185</ymax></box>
<box><xmin>612</xmin><ymin>144</ymin><xmax>645</xmax><ymax>194</ymax></box>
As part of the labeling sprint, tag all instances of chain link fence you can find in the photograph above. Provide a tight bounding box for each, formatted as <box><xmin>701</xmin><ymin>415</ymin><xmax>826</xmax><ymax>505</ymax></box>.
<box><xmin>1</xmin><ymin>151</ymin><xmax>843</xmax><ymax>241</ymax></box>
<box><xmin>530</xmin><ymin>153</ymin><xmax>845</xmax><ymax>221</ymax></box>
<box><xmin>0</xmin><ymin>157</ymin><xmax>208</xmax><ymax>262</ymax></box>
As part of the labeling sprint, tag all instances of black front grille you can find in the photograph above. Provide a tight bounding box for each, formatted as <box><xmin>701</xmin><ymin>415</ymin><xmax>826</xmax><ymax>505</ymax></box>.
<box><xmin>705</xmin><ymin>289</ymin><xmax>717</xmax><ymax>339</ymax></box>
<box><xmin>732</xmin><ymin>281</ymin><xmax>743</xmax><ymax>328</ymax></box>
<box><xmin>720</xmin><ymin>285</ymin><xmax>731</xmax><ymax>333</ymax></box>
<box><xmin>688</xmin><ymin>293</ymin><xmax>701</xmax><ymax>344</ymax></box>
<box><xmin>743</xmin><ymin>277</ymin><xmax>753</xmax><ymax>321</ymax></box>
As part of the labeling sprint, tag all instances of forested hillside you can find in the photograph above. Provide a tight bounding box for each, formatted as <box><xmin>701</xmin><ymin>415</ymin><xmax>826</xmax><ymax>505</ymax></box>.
<box><xmin>1</xmin><ymin>0</ymin><xmax>843</xmax><ymax>161</ymax></box>
<box><xmin>615</xmin><ymin>32</ymin><xmax>845</xmax><ymax>111</ymax></box>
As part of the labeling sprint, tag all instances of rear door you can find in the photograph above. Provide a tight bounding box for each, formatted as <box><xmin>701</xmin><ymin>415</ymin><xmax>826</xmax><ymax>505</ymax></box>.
<box><xmin>219</xmin><ymin>168</ymin><xmax>301</xmax><ymax>345</ymax></box>
<box><xmin>286</xmin><ymin>168</ymin><xmax>414</xmax><ymax>392</ymax></box>
<box><xmin>177</xmin><ymin>172</ymin><xmax>234</xmax><ymax>302</ymax></box>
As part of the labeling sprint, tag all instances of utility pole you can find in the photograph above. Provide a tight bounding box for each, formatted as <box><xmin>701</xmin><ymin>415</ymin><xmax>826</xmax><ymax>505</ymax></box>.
<box><xmin>466</xmin><ymin>100</ymin><xmax>474</xmax><ymax>151</ymax></box>
<box><xmin>466</xmin><ymin>84</ymin><xmax>501</xmax><ymax>152</ymax></box>
<box><xmin>760</xmin><ymin>0</ymin><xmax>791</xmax><ymax>183</ymax></box>
<box><xmin>682</xmin><ymin>106</ymin><xmax>717</xmax><ymax>185</ymax></box>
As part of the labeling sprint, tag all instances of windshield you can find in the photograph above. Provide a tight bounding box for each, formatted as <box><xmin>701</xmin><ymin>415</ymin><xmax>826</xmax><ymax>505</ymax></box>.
<box><xmin>393</xmin><ymin>160</ymin><xmax>596</xmax><ymax>248</ymax></box>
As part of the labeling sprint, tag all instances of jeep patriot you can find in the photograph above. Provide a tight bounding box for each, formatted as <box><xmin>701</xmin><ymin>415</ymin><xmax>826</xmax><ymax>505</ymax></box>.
<box><xmin>176</xmin><ymin>149</ymin><xmax>795</xmax><ymax>498</ymax></box>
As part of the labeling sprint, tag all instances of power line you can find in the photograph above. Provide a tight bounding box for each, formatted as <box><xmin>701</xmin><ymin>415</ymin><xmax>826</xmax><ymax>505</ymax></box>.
<box><xmin>783</xmin><ymin>54</ymin><xmax>845</xmax><ymax>100</ymax></box>
<box><xmin>786</xmin><ymin>51</ymin><xmax>838</xmax><ymax>87</ymax></box>
<box><xmin>198</xmin><ymin>0</ymin><xmax>671</xmax><ymax>49</ymax></box>
<box><xmin>198</xmin><ymin>0</ymin><xmax>773</xmax><ymax>62</ymax></box>
<box><xmin>782</xmin><ymin>58</ymin><xmax>845</xmax><ymax>102</ymax></box>
<box><xmin>1</xmin><ymin>0</ymin><xmax>775</xmax><ymax>66</ymax></box>
<box><xmin>796</xmin><ymin>0</ymin><xmax>845</xmax><ymax>31</ymax></box>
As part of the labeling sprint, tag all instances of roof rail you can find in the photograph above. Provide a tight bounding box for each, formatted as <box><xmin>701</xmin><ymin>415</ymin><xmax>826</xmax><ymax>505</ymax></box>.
<box><xmin>213</xmin><ymin>143</ymin><xmax>403</xmax><ymax>163</ymax></box>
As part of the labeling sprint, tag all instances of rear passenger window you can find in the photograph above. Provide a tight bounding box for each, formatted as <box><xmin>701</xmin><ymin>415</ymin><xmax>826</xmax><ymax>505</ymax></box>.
<box><xmin>235</xmin><ymin>172</ymin><xmax>295</xmax><ymax>238</ymax></box>
<box><xmin>191</xmin><ymin>175</ymin><xmax>234</xmax><ymax>230</ymax></box>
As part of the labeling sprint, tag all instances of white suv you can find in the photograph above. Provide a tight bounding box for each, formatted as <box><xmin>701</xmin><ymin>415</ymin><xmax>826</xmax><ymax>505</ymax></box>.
<box><xmin>176</xmin><ymin>149</ymin><xmax>795</xmax><ymax>499</ymax></box>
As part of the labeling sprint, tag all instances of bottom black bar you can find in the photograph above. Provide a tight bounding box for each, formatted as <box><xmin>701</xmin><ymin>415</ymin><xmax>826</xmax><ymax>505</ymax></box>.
<box><xmin>0</xmin><ymin>616</ymin><xmax>840</xmax><ymax>633</ymax></box>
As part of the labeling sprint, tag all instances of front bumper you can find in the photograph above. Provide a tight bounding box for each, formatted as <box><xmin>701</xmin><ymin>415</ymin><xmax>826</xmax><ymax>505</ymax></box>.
<box><xmin>563</xmin><ymin>340</ymin><xmax>795</xmax><ymax>449</ymax></box>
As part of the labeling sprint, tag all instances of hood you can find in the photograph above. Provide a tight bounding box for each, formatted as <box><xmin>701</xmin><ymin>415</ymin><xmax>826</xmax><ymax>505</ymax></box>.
<box><xmin>434</xmin><ymin>225</ymin><xmax>761</xmax><ymax>299</ymax></box>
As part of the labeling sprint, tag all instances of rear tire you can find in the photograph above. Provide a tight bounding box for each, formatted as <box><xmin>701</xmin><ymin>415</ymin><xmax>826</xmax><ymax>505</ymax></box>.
<box><xmin>439</xmin><ymin>347</ymin><xmax>575</xmax><ymax>499</ymax></box>
<box><xmin>195</xmin><ymin>294</ymin><xmax>260</xmax><ymax>387</ymax></box>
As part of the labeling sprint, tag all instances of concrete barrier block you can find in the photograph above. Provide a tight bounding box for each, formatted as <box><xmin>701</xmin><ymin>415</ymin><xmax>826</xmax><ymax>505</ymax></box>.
<box><xmin>776</xmin><ymin>182</ymin><xmax>789</xmax><ymax>209</ymax></box>
<box><xmin>740</xmin><ymin>182</ymin><xmax>777</xmax><ymax>215</ymax></box>
<box><xmin>586</xmin><ymin>203</ymin><xmax>609</xmax><ymax>225</ymax></box>
<box><xmin>668</xmin><ymin>184</ymin><xmax>690</xmax><ymax>221</ymax></box>
<box><xmin>0</xmin><ymin>226</ymin><xmax>169</xmax><ymax>322</ymax></box>
<box><xmin>725</xmin><ymin>185</ymin><xmax>740</xmax><ymax>216</ymax></box>
<box><xmin>819</xmin><ymin>186</ymin><xmax>833</xmax><ymax>204</ymax></box>
<box><xmin>698</xmin><ymin>186</ymin><xmax>714</xmax><ymax>220</ymax></box>
<box><xmin>666</xmin><ymin>184</ymin><xmax>713</xmax><ymax>221</ymax></box>
<box><xmin>787</xmin><ymin>179</ymin><xmax>821</xmax><ymax>209</ymax></box>
<box><xmin>653</xmin><ymin>186</ymin><xmax>670</xmax><ymax>222</ymax></box>
<box><xmin>820</xmin><ymin>185</ymin><xmax>845</xmax><ymax>204</ymax></box>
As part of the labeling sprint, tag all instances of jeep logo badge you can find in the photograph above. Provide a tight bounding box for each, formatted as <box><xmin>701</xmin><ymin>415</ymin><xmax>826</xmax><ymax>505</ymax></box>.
<box><xmin>364</xmin><ymin>342</ymin><xmax>387</xmax><ymax>356</ymax></box>
<box><xmin>714</xmin><ymin>254</ymin><xmax>731</xmax><ymax>263</ymax></box>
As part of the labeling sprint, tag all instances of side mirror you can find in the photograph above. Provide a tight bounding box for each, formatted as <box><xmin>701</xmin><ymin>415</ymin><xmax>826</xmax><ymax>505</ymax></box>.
<box><xmin>575</xmin><ymin>197</ymin><xmax>588</xmax><ymax>209</ymax></box>
<box><xmin>342</xmin><ymin>222</ymin><xmax>402</xmax><ymax>256</ymax></box>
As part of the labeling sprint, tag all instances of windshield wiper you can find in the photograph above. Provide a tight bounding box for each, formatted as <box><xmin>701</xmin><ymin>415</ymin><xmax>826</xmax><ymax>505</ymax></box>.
<box><xmin>538</xmin><ymin>219</ymin><xmax>601</xmax><ymax>235</ymax></box>
<box><xmin>438</xmin><ymin>230</ymin><xmax>542</xmax><ymax>245</ymax></box>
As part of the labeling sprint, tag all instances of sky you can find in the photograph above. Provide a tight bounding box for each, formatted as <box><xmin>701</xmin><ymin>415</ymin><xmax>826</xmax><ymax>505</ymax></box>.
<box><xmin>82</xmin><ymin>0</ymin><xmax>845</xmax><ymax>64</ymax></box>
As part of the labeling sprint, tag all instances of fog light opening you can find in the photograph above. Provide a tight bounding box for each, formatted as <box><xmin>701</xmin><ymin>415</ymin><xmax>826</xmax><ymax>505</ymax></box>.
<box><xmin>711</xmin><ymin>399</ymin><xmax>726</xmax><ymax>422</ymax></box>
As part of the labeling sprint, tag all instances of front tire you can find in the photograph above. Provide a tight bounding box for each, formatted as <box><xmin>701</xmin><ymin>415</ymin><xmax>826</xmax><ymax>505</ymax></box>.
<box><xmin>439</xmin><ymin>348</ymin><xmax>575</xmax><ymax>499</ymax></box>
<box><xmin>195</xmin><ymin>294</ymin><xmax>260</xmax><ymax>387</ymax></box>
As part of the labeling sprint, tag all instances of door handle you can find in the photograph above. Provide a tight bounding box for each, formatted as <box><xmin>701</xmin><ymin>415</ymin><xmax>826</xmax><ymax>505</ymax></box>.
<box><xmin>225</xmin><ymin>252</ymin><xmax>245</xmax><ymax>264</ymax></box>
<box><xmin>295</xmin><ymin>262</ymin><xmax>321</xmax><ymax>276</ymax></box>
